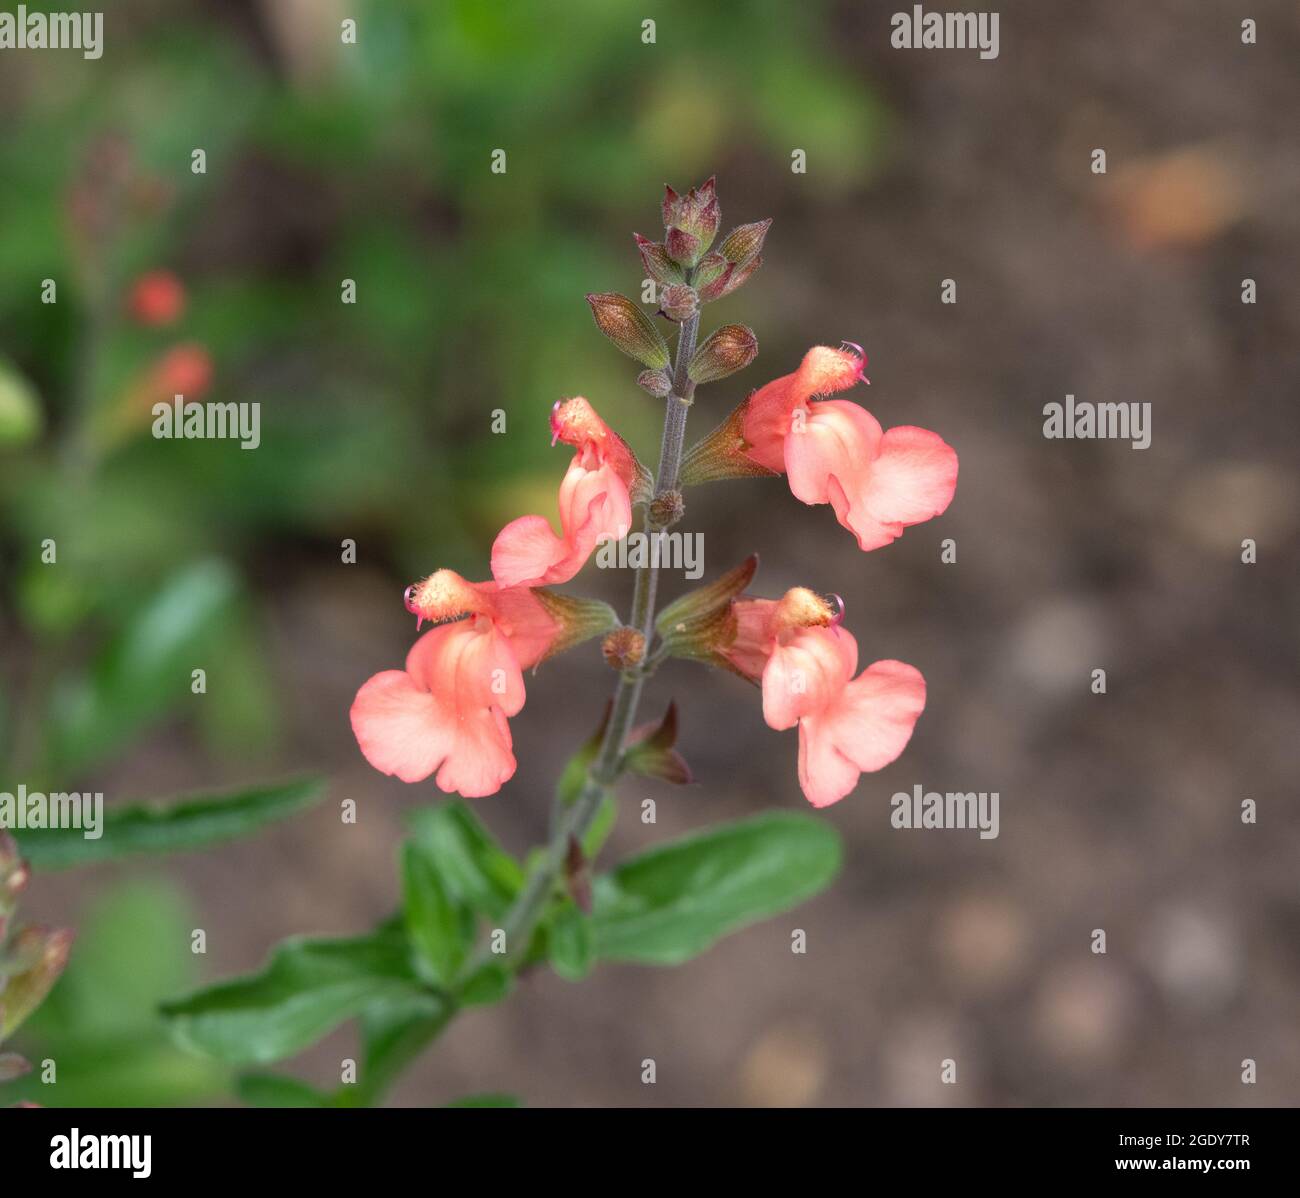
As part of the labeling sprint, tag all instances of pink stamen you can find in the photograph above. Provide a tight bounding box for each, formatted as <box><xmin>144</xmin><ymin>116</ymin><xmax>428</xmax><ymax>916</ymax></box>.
<box><xmin>829</xmin><ymin>593</ymin><xmax>846</xmax><ymax>627</ymax></box>
<box><xmin>550</xmin><ymin>399</ymin><xmax>563</xmax><ymax>447</ymax></box>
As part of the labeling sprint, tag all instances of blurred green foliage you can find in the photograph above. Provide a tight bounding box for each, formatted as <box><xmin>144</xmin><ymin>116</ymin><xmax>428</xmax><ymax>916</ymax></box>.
<box><xmin>1</xmin><ymin>0</ymin><xmax>883</xmax><ymax>619</ymax></box>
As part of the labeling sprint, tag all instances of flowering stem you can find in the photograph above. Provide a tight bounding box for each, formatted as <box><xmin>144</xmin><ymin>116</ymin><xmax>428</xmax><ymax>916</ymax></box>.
<box><xmin>374</xmin><ymin>308</ymin><xmax>702</xmax><ymax>1108</ymax></box>
<box><xmin>462</xmin><ymin>313</ymin><xmax>699</xmax><ymax>985</ymax></box>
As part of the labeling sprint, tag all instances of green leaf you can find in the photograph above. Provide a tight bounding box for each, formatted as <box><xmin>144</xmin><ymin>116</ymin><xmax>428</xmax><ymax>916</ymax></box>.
<box><xmin>348</xmin><ymin>992</ymin><xmax>451</xmax><ymax>1108</ymax></box>
<box><xmin>15</xmin><ymin>776</ymin><xmax>326</xmax><ymax>870</ymax></box>
<box><xmin>555</xmin><ymin>702</ymin><xmax>609</xmax><ymax>808</ymax></box>
<box><xmin>401</xmin><ymin>841</ymin><xmax>470</xmax><ymax>987</ymax></box>
<box><xmin>582</xmin><ymin>794</ymin><xmax>617</xmax><ymax>859</ymax></box>
<box><xmin>458</xmin><ymin>961</ymin><xmax>512</xmax><ymax>1007</ymax></box>
<box><xmin>407</xmin><ymin>802</ymin><xmax>522</xmax><ymax>921</ymax></box>
<box><xmin>591</xmin><ymin>813</ymin><xmax>842</xmax><ymax>966</ymax></box>
<box><xmin>237</xmin><ymin>1073</ymin><xmax>330</xmax><ymax>1108</ymax></box>
<box><xmin>548</xmin><ymin>903</ymin><xmax>594</xmax><ymax>982</ymax></box>
<box><xmin>160</xmin><ymin>931</ymin><xmax>424</xmax><ymax>1066</ymax></box>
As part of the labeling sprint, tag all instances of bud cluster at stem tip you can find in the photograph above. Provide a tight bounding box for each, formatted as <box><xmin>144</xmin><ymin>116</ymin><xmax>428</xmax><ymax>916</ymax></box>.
<box><xmin>634</xmin><ymin>178</ymin><xmax>771</xmax><ymax>304</ymax></box>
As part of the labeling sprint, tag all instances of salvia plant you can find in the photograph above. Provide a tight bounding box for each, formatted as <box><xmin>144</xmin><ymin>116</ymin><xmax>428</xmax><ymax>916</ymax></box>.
<box><xmin>157</xmin><ymin>178</ymin><xmax>958</xmax><ymax>1107</ymax></box>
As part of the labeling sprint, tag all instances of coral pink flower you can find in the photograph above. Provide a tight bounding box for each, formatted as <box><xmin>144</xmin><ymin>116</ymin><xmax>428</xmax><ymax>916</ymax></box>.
<box><xmin>350</xmin><ymin>571</ymin><xmax>561</xmax><ymax>797</ymax></box>
<box><xmin>727</xmin><ymin>588</ymin><xmax>926</xmax><ymax>807</ymax></box>
<box><xmin>741</xmin><ymin>346</ymin><xmax>958</xmax><ymax>551</ymax></box>
<box><xmin>491</xmin><ymin>397</ymin><xmax>643</xmax><ymax>589</ymax></box>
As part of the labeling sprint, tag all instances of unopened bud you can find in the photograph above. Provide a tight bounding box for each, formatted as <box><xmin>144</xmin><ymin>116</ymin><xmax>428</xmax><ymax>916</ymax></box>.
<box><xmin>649</xmin><ymin>489</ymin><xmax>685</xmax><ymax>527</ymax></box>
<box><xmin>698</xmin><ymin>251</ymin><xmax>762</xmax><ymax>302</ymax></box>
<box><xmin>634</xmin><ymin>234</ymin><xmax>684</xmax><ymax>286</ymax></box>
<box><xmin>718</xmin><ymin>254</ymin><xmax>761</xmax><ymax>298</ymax></box>
<box><xmin>661</xmin><ymin>184</ymin><xmax>682</xmax><ymax>228</ymax></box>
<box><xmin>687</xmin><ymin>324</ymin><xmax>758</xmax><ymax>385</ymax></box>
<box><xmin>0</xmin><ymin>926</ymin><xmax>74</xmax><ymax>1041</ymax></box>
<box><xmin>663</xmin><ymin>177</ymin><xmax>719</xmax><ymax>243</ymax></box>
<box><xmin>601</xmin><ymin>626</ymin><xmax>646</xmax><ymax>672</ymax></box>
<box><xmin>665</xmin><ymin>226</ymin><xmax>701</xmax><ymax>269</ymax></box>
<box><xmin>659</xmin><ymin>284</ymin><xmax>698</xmax><ymax>323</ymax></box>
<box><xmin>586</xmin><ymin>292</ymin><xmax>670</xmax><ymax>370</ymax></box>
<box><xmin>693</xmin><ymin>252</ymin><xmax>733</xmax><ymax>302</ymax></box>
<box><xmin>637</xmin><ymin>369</ymin><xmax>672</xmax><ymax>398</ymax></box>
<box><xmin>719</xmin><ymin>219</ymin><xmax>772</xmax><ymax>266</ymax></box>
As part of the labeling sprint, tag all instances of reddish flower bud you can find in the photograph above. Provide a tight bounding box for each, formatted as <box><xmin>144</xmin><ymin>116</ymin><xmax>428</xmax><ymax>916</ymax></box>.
<box><xmin>695</xmin><ymin>194</ymin><xmax>721</xmax><ymax>248</ymax></box>
<box><xmin>648</xmin><ymin>489</ymin><xmax>685</xmax><ymax>528</ymax></box>
<box><xmin>687</xmin><ymin>324</ymin><xmax>758</xmax><ymax>385</ymax></box>
<box><xmin>692</xmin><ymin>253</ymin><xmax>734</xmax><ymax>302</ymax></box>
<box><xmin>564</xmin><ymin>835</ymin><xmax>593</xmax><ymax>914</ymax></box>
<box><xmin>586</xmin><ymin>292</ymin><xmax>670</xmax><ymax>369</ymax></box>
<box><xmin>637</xmin><ymin>369</ymin><xmax>672</xmax><ymax>398</ymax></box>
<box><xmin>634</xmin><ymin>234</ymin><xmax>684</xmax><ymax>285</ymax></box>
<box><xmin>664</xmin><ymin>225</ymin><xmax>701</xmax><ymax>269</ymax></box>
<box><xmin>716</xmin><ymin>254</ymin><xmax>762</xmax><ymax>298</ymax></box>
<box><xmin>663</xmin><ymin>177</ymin><xmax>721</xmax><ymax>265</ymax></box>
<box><xmin>659</xmin><ymin>283</ymin><xmax>698</xmax><ymax>323</ymax></box>
<box><xmin>0</xmin><ymin>926</ymin><xmax>74</xmax><ymax>1041</ymax></box>
<box><xmin>601</xmin><ymin>626</ymin><xmax>646</xmax><ymax>671</ymax></box>
<box><xmin>719</xmin><ymin>219</ymin><xmax>772</xmax><ymax>266</ymax></box>
<box><xmin>622</xmin><ymin>701</ymin><xmax>693</xmax><ymax>785</ymax></box>
<box><xmin>661</xmin><ymin>183</ymin><xmax>682</xmax><ymax>228</ymax></box>
<box><xmin>128</xmin><ymin>269</ymin><xmax>186</xmax><ymax>326</ymax></box>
